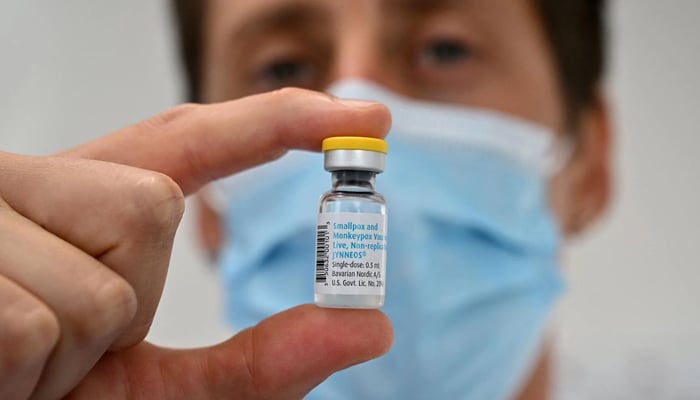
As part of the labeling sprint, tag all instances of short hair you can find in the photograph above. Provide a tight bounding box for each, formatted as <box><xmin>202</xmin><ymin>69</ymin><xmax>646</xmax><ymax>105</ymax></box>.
<box><xmin>172</xmin><ymin>0</ymin><xmax>204</xmax><ymax>104</ymax></box>
<box><xmin>532</xmin><ymin>0</ymin><xmax>606</xmax><ymax>129</ymax></box>
<box><xmin>170</xmin><ymin>0</ymin><xmax>606</xmax><ymax>129</ymax></box>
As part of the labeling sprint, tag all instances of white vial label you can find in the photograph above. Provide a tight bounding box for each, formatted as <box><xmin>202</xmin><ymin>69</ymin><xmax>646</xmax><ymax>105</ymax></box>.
<box><xmin>315</xmin><ymin>212</ymin><xmax>387</xmax><ymax>296</ymax></box>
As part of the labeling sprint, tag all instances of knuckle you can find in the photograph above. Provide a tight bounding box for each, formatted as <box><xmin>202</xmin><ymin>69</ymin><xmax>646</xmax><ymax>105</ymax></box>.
<box><xmin>136</xmin><ymin>172</ymin><xmax>185</xmax><ymax>229</ymax></box>
<box><xmin>69</xmin><ymin>275</ymin><xmax>137</xmax><ymax>344</ymax></box>
<box><xmin>147</xmin><ymin>103</ymin><xmax>200</xmax><ymax>129</ymax></box>
<box><xmin>122</xmin><ymin>171</ymin><xmax>185</xmax><ymax>235</ymax></box>
<box><xmin>0</xmin><ymin>300</ymin><xmax>59</xmax><ymax>375</ymax></box>
<box><xmin>243</xmin><ymin>327</ymin><xmax>264</xmax><ymax>397</ymax></box>
<box><xmin>134</xmin><ymin>103</ymin><xmax>201</xmax><ymax>154</ymax></box>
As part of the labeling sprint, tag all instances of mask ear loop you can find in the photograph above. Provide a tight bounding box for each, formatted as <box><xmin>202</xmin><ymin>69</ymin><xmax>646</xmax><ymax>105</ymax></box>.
<box><xmin>542</xmin><ymin>137</ymin><xmax>575</xmax><ymax>177</ymax></box>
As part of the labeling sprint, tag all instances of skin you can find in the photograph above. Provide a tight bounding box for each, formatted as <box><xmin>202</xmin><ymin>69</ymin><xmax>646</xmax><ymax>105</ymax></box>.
<box><xmin>0</xmin><ymin>0</ymin><xmax>610</xmax><ymax>398</ymax></box>
<box><xmin>198</xmin><ymin>0</ymin><xmax>611</xmax><ymax>251</ymax></box>
<box><xmin>0</xmin><ymin>92</ymin><xmax>393</xmax><ymax>399</ymax></box>
<box><xmin>196</xmin><ymin>0</ymin><xmax>612</xmax><ymax>398</ymax></box>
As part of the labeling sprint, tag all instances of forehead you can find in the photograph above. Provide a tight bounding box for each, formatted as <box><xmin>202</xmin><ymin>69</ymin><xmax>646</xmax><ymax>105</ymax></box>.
<box><xmin>206</xmin><ymin>0</ymin><xmax>541</xmax><ymax>36</ymax></box>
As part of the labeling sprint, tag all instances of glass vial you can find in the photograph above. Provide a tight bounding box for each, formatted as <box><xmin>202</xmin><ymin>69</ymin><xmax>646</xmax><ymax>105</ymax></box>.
<box><xmin>315</xmin><ymin>136</ymin><xmax>388</xmax><ymax>308</ymax></box>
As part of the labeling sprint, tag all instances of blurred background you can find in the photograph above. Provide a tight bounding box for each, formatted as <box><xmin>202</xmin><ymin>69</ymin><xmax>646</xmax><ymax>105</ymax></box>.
<box><xmin>1</xmin><ymin>1</ymin><xmax>698</xmax><ymax>398</ymax></box>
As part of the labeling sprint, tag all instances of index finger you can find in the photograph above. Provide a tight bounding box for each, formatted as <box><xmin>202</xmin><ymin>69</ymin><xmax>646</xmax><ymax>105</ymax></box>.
<box><xmin>61</xmin><ymin>88</ymin><xmax>391</xmax><ymax>195</ymax></box>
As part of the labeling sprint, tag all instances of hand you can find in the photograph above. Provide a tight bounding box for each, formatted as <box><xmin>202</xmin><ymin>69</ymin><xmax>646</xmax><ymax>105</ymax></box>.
<box><xmin>0</xmin><ymin>88</ymin><xmax>392</xmax><ymax>400</ymax></box>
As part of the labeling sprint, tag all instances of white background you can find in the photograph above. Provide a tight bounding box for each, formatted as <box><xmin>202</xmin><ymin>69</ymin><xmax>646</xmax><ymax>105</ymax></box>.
<box><xmin>1</xmin><ymin>1</ymin><xmax>698</xmax><ymax>398</ymax></box>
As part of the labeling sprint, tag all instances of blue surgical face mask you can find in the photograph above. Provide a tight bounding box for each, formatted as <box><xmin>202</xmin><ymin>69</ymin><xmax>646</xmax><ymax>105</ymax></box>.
<box><xmin>213</xmin><ymin>80</ymin><xmax>569</xmax><ymax>400</ymax></box>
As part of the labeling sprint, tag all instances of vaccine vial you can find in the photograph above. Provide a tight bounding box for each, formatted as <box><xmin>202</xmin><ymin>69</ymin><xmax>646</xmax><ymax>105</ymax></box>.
<box><xmin>314</xmin><ymin>136</ymin><xmax>388</xmax><ymax>308</ymax></box>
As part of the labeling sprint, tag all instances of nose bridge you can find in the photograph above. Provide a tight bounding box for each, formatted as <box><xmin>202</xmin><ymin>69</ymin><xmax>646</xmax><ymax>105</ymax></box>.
<box><xmin>333</xmin><ymin>30</ymin><xmax>381</xmax><ymax>81</ymax></box>
<box><xmin>328</xmin><ymin>2</ymin><xmax>397</xmax><ymax>89</ymax></box>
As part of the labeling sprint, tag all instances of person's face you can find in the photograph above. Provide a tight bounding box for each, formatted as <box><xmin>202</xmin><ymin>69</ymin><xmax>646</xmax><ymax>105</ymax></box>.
<box><xmin>200</xmin><ymin>0</ymin><xmax>610</xmax><ymax>235</ymax></box>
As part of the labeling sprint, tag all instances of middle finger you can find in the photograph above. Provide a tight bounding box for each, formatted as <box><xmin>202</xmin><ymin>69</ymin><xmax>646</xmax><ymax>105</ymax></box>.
<box><xmin>0</xmin><ymin>153</ymin><xmax>184</xmax><ymax>349</ymax></box>
<box><xmin>0</xmin><ymin>204</ymin><xmax>137</xmax><ymax>400</ymax></box>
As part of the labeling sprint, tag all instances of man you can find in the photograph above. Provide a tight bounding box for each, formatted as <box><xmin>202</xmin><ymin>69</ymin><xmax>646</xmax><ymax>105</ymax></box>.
<box><xmin>0</xmin><ymin>1</ymin><xmax>609</xmax><ymax>399</ymax></box>
<box><xmin>180</xmin><ymin>0</ymin><xmax>611</xmax><ymax>399</ymax></box>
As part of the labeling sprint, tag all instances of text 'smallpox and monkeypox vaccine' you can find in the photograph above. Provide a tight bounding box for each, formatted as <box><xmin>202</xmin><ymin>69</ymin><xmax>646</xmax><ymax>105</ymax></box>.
<box><xmin>314</xmin><ymin>137</ymin><xmax>388</xmax><ymax>308</ymax></box>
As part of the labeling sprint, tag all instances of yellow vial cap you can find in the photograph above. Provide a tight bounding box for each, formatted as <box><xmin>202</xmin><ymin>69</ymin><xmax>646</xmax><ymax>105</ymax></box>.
<box><xmin>322</xmin><ymin>136</ymin><xmax>388</xmax><ymax>154</ymax></box>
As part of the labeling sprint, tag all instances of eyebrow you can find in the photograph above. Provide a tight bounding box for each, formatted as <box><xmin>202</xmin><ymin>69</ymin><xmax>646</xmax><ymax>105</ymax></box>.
<box><xmin>384</xmin><ymin>0</ymin><xmax>471</xmax><ymax>16</ymax></box>
<box><xmin>231</xmin><ymin>1</ymin><xmax>331</xmax><ymax>39</ymax></box>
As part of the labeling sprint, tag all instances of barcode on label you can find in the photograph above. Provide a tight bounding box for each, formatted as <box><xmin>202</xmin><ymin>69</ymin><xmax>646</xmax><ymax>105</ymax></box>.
<box><xmin>315</xmin><ymin>224</ymin><xmax>329</xmax><ymax>283</ymax></box>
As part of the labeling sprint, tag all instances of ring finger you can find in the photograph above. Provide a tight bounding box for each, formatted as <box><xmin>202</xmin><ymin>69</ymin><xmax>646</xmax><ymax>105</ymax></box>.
<box><xmin>0</xmin><ymin>203</ymin><xmax>137</xmax><ymax>400</ymax></box>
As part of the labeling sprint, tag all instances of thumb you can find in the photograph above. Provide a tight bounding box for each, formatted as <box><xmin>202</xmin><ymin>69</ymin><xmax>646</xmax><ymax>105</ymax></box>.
<box><xmin>68</xmin><ymin>305</ymin><xmax>393</xmax><ymax>399</ymax></box>
<box><xmin>197</xmin><ymin>304</ymin><xmax>393</xmax><ymax>399</ymax></box>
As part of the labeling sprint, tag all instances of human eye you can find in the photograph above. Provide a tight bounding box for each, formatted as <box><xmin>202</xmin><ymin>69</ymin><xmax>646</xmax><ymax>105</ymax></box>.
<box><xmin>390</xmin><ymin>15</ymin><xmax>484</xmax><ymax>99</ymax></box>
<box><xmin>259</xmin><ymin>58</ymin><xmax>314</xmax><ymax>85</ymax></box>
<box><xmin>255</xmin><ymin>56</ymin><xmax>318</xmax><ymax>91</ymax></box>
<box><xmin>417</xmin><ymin>38</ymin><xmax>472</xmax><ymax>68</ymax></box>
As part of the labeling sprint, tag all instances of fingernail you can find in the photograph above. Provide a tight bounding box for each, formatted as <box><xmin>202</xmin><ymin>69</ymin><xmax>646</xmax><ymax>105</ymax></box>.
<box><xmin>337</xmin><ymin>98</ymin><xmax>380</xmax><ymax>108</ymax></box>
